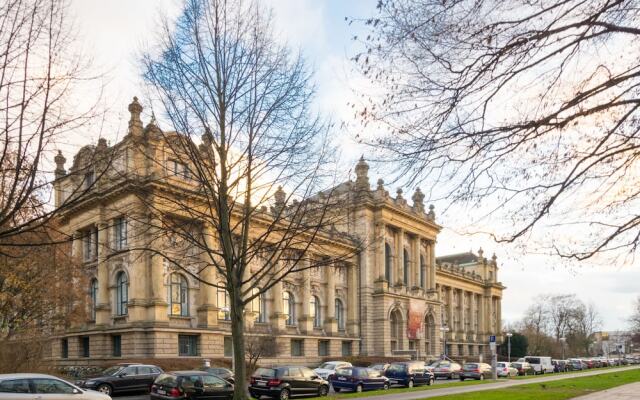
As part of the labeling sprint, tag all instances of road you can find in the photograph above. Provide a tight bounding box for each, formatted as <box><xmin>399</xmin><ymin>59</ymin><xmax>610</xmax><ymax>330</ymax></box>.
<box><xmin>117</xmin><ymin>365</ymin><xmax>640</xmax><ymax>400</ymax></box>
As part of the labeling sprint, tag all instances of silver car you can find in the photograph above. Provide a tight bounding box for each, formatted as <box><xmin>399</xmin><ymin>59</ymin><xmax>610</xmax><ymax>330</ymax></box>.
<box><xmin>0</xmin><ymin>373</ymin><xmax>111</xmax><ymax>400</ymax></box>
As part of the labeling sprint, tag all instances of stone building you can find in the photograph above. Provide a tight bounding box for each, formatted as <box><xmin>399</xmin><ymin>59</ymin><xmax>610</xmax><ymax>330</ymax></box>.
<box><xmin>51</xmin><ymin>98</ymin><xmax>504</xmax><ymax>365</ymax></box>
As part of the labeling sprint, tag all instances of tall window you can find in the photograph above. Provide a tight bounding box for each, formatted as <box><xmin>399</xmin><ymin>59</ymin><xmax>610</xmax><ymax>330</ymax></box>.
<box><xmin>178</xmin><ymin>335</ymin><xmax>199</xmax><ymax>356</ymax></box>
<box><xmin>310</xmin><ymin>296</ymin><xmax>321</xmax><ymax>328</ymax></box>
<box><xmin>250</xmin><ymin>288</ymin><xmax>266</xmax><ymax>323</ymax></box>
<box><xmin>335</xmin><ymin>299</ymin><xmax>345</xmax><ymax>330</ymax></box>
<box><xmin>170</xmin><ymin>160</ymin><xmax>190</xmax><ymax>179</ymax></box>
<box><xmin>83</xmin><ymin>227</ymin><xmax>98</xmax><ymax>262</ymax></box>
<box><xmin>420</xmin><ymin>255</ymin><xmax>426</xmax><ymax>288</ymax></box>
<box><xmin>81</xmin><ymin>336</ymin><xmax>90</xmax><ymax>358</ymax></box>
<box><xmin>112</xmin><ymin>335</ymin><xmax>122</xmax><ymax>357</ymax></box>
<box><xmin>113</xmin><ymin>217</ymin><xmax>127</xmax><ymax>251</ymax></box>
<box><xmin>217</xmin><ymin>288</ymin><xmax>230</xmax><ymax>321</ymax></box>
<box><xmin>115</xmin><ymin>271</ymin><xmax>128</xmax><ymax>316</ymax></box>
<box><xmin>384</xmin><ymin>243</ymin><xmax>392</xmax><ymax>281</ymax></box>
<box><xmin>403</xmin><ymin>249</ymin><xmax>410</xmax><ymax>286</ymax></box>
<box><xmin>89</xmin><ymin>279</ymin><xmax>98</xmax><ymax>320</ymax></box>
<box><xmin>169</xmin><ymin>273</ymin><xmax>189</xmax><ymax>316</ymax></box>
<box><xmin>283</xmin><ymin>291</ymin><xmax>295</xmax><ymax>325</ymax></box>
<box><xmin>84</xmin><ymin>170</ymin><xmax>94</xmax><ymax>189</ymax></box>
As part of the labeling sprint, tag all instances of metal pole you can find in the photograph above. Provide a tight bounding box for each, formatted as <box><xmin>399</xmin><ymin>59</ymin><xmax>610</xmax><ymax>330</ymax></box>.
<box><xmin>508</xmin><ymin>335</ymin><xmax>511</xmax><ymax>363</ymax></box>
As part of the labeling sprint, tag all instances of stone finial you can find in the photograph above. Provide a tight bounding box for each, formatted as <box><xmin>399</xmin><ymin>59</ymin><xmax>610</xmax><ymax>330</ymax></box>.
<box><xmin>128</xmin><ymin>96</ymin><xmax>143</xmax><ymax>136</ymax></box>
<box><xmin>354</xmin><ymin>155</ymin><xmax>370</xmax><ymax>191</ymax></box>
<box><xmin>54</xmin><ymin>150</ymin><xmax>66</xmax><ymax>179</ymax></box>
<box><xmin>396</xmin><ymin>188</ymin><xmax>404</xmax><ymax>200</ymax></box>
<box><xmin>96</xmin><ymin>138</ymin><xmax>108</xmax><ymax>152</ymax></box>
<box><xmin>376</xmin><ymin>178</ymin><xmax>384</xmax><ymax>191</ymax></box>
<box><xmin>412</xmin><ymin>188</ymin><xmax>425</xmax><ymax>212</ymax></box>
<box><xmin>492</xmin><ymin>253</ymin><xmax>497</xmax><ymax>265</ymax></box>
<box><xmin>274</xmin><ymin>186</ymin><xmax>286</xmax><ymax>207</ymax></box>
<box><xmin>427</xmin><ymin>204</ymin><xmax>435</xmax><ymax>220</ymax></box>
<box><xmin>478</xmin><ymin>247</ymin><xmax>484</xmax><ymax>259</ymax></box>
<box><xmin>144</xmin><ymin>112</ymin><xmax>161</xmax><ymax>136</ymax></box>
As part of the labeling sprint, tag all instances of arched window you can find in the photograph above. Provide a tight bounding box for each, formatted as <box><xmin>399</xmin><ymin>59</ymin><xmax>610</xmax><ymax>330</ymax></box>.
<box><xmin>335</xmin><ymin>299</ymin><xmax>345</xmax><ymax>330</ymax></box>
<box><xmin>115</xmin><ymin>271</ymin><xmax>128</xmax><ymax>316</ymax></box>
<box><xmin>89</xmin><ymin>279</ymin><xmax>98</xmax><ymax>320</ymax></box>
<box><xmin>217</xmin><ymin>287</ymin><xmax>230</xmax><ymax>321</ymax></box>
<box><xmin>403</xmin><ymin>249</ymin><xmax>410</xmax><ymax>286</ymax></box>
<box><xmin>384</xmin><ymin>243</ymin><xmax>392</xmax><ymax>282</ymax></box>
<box><xmin>420</xmin><ymin>255</ymin><xmax>426</xmax><ymax>289</ymax></box>
<box><xmin>169</xmin><ymin>273</ymin><xmax>189</xmax><ymax>316</ymax></box>
<box><xmin>251</xmin><ymin>288</ymin><xmax>266</xmax><ymax>323</ymax></box>
<box><xmin>283</xmin><ymin>291</ymin><xmax>295</xmax><ymax>325</ymax></box>
<box><xmin>310</xmin><ymin>296</ymin><xmax>321</xmax><ymax>328</ymax></box>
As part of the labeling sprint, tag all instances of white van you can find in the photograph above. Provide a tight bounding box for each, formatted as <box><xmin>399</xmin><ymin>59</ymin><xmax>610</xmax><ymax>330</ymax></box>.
<box><xmin>524</xmin><ymin>356</ymin><xmax>554</xmax><ymax>374</ymax></box>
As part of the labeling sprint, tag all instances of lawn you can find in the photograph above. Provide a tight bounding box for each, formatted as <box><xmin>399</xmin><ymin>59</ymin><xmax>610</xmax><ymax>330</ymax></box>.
<box><xmin>424</xmin><ymin>368</ymin><xmax>640</xmax><ymax>399</ymax></box>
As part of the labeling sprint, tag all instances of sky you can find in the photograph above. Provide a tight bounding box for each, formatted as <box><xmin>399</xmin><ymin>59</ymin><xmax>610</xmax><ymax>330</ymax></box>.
<box><xmin>65</xmin><ymin>0</ymin><xmax>639</xmax><ymax>331</ymax></box>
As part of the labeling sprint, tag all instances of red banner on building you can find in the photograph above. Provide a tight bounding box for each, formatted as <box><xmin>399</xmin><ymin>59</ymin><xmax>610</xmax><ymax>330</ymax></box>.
<box><xmin>407</xmin><ymin>299</ymin><xmax>426</xmax><ymax>340</ymax></box>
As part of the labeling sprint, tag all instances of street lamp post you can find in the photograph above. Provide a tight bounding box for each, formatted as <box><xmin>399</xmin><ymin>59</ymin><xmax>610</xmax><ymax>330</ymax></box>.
<box><xmin>506</xmin><ymin>332</ymin><xmax>513</xmax><ymax>363</ymax></box>
<box><xmin>440</xmin><ymin>325</ymin><xmax>450</xmax><ymax>359</ymax></box>
<box><xmin>560</xmin><ymin>337</ymin><xmax>566</xmax><ymax>361</ymax></box>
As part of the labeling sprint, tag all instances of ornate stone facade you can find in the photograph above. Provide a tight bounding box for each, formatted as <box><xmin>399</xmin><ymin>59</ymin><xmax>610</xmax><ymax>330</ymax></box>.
<box><xmin>51</xmin><ymin>99</ymin><xmax>504</xmax><ymax>365</ymax></box>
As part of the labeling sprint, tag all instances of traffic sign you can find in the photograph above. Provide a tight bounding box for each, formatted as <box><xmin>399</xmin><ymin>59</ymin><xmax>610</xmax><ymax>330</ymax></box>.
<box><xmin>489</xmin><ymin>335</ymin><xmax>496</xmax><ymax>343</ymax></box>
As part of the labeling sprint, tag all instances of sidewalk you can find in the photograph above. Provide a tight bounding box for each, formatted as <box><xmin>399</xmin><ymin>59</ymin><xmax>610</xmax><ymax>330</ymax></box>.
<box><xmin>571</xmin><ymin>381</ymin><xmax>640</xmax><ymax>399</ymax></box>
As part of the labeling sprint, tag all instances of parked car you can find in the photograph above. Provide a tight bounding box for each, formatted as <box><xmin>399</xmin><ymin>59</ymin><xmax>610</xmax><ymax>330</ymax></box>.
<box><xmin>313</xmin><ymin>361</ymin><xmax>352</xmax><ymax>380</ymax></box>
<box><xmin>384</xmin><ymin>361</ymin><xmax>434</xmax><ymax>388</ymax></box>
<box><xmin>496</xmin><ymin>362</ymin><xmax>518</xmax><ymax>377</ymax></box>
<box><xmin>431</xmin><ymin>360</ymin><xmax>462</xmax><ymax>380</ymax></box>
<box><xmin>568</xmin><ymin>359</ymin><xmax>587</xmax><ymax>371</ymax></box>
<box><xmin>523</xmin><ymin>356</ymin><xmax>554</xmax><ymax>374</ymax></box>
<box><xmin>551</xmin><ymin>360</ymin><xmax>568</xmax><ymax>373</ymax></box>
<box><xmin>249</xmin><ymin>366</ymin><xmax>329</xmax><ymax>400</ymax></box>
<box><xmin>0</xmin><ymin>373</ymin><xmax>111</xmax><ymax>400</ymax></box>
<box><xmin>150</xmin><ymin>371</ymin><xmax>233</xmax><ymax>400</ymax></box>
<box><xmin>76</xmin><ymin>363</ymin><xmax>163</xmax><ymax>396</ymax></box>
<box><xmin>369</xmin><ymin>363</ymin><xmax>390</xmax><ymax>373</ymax></box>
<box><xmin>459</xmin><ymin>363</ymin><xmax>493</xmax><ymax>381</ymax></box>
<box><xmin>511</xmin><ymin>362</ymin><xmax>535</xmax><ymax>376</ymax></box>
<box><xmin>329</xmin><ymin>367</ymin><xmax>389</xmax><ymax>393</ymax></box>
<box><xmin>199</xmin><ymin>367</ymin><xmax>234</xmax><ymax>384</ymax></box>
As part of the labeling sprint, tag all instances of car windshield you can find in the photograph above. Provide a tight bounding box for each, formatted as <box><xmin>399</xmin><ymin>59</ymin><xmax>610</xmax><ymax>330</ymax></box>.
<box><xmin>387</xmin><ymin>364</ymin><xmax>406</xmax><ymax>373</ymax></box>
<box><xmin>103</xmin><ymin>366</ymin><xmax>124</xmax><ymax>376</ymax></box>
<box><xmin>336</xmin><ymin>368</ymin><xmax>353</xmax><ymax>376</ymax></box>
<box><xmin>318</xmin><ymin>363</ymin><xmax>336</xmax><ymax>370</ymax></box>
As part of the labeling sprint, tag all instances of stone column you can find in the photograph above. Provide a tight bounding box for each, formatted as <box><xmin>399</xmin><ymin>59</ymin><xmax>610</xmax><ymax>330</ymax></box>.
<box><xmin>470</xmin><ymin>293</ymin><xmax>477</xmax><ymax>334</ymax></box>
<box><xmin>270</xmin><ymin>279</ymin><xmax>285</xmax><ymax>331</ymax></box>
<box><xmin>127</xmin><ymin>216</ymin><xmax>148</xmax><ymax>323</ymax></box>
<box><xmin>197</xmin><ymin>226</ymin><xmax>217</xmax><ymax>327</ymax></box>
<box><xmin>428</xmin><ymin>240</ymin><xmax>436</xmax><ymax>291</ymax></box>
<box><xmin>95</xmin><ymin>222</ymin><xmax>111</xmax><ymax>326</ymax></box>
<box><xmin>396</xmin><ymin>228</ymin><xmax>405</xmax><ymax>286</ymax></box>
<box><xmin>347</xmin><ymin>261</ymin><xmax>359</xmax><ymax>336</ymax></box>
<box><xmin>447</xmin><ymin>287</ymin><xmax>454</xmax><ymax>333</ymax></box>
<box><xmin>72</xmin><ymin>232</ymin><xmax>82</xmax><ymax>260</ymax></box>
<box><xmin>376</xmin><ymin>223</ymin><xmax>386</xmax><ymax>282</ymax></box>
<box><xmin>324</xmin><ymin>264</ymin><xmax>337</xmax><ymax>334</ymax></box>
<box><xmin>496</xmin><ymin>297</ymin><xmax>502</xmax><ymax>333</ymax></box>
<box><xmin>458</xmin><ymin>289</ymin><xmax>465</xmax><ymax>334</ymax></box>
<box><xmin>299</xmin><ymin>258</ymin><xmax>313</xmax><ymax>333</ymax></box>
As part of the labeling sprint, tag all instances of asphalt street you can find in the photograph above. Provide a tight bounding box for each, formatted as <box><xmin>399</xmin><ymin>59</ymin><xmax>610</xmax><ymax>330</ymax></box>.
<box><xmin>117</xmin><ymin>365</ymin><xmax>640</xmax><ymax>400</ymax></box>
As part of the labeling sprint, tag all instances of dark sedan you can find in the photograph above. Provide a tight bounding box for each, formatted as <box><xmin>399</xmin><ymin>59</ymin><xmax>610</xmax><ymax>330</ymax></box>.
<box><xmin>330</xmin><ymin>367</ymin><xmax>389</xmax><ymax>393</ymax></box>
<box><xmin>151</xmin><ymin>371</ymin><xmax>233</xmax><ymax>400</ymax></box>
<box><xmin>459</xmin><ymin>363</ymin><xmax>492</xmax><ymax>381</ymax></box>
<box><xmin>76</xmin><ymin>364</ymin><xmax>163</xmax><ymax>396</ymax></box>
<box><xmin>249</xmin><ymin>366</ymin><xmax>329</xmax><ymax>399</ymax></box>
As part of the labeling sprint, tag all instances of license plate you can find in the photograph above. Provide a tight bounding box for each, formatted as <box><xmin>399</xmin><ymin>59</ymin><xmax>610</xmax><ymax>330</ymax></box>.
<box><xmin>338</xmin><ymin>377</ymin><xmax>346</xmax><ymax>381</ymax></box>
<box><xmin>157</xmin><ymin>389</ymin><xmax>166</xmax><ymax>395</ymax></box>
<box><xmin>257</xmin><ymin>381</ymin><xmax>267</xmax><ymax>387</ymax></box>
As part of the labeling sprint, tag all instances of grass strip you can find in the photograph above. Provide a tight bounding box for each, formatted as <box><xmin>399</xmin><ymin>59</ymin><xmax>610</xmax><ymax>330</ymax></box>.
<box><xmin>423</xmin><ymin>368</ymin><xmax>640</xmax><ymax>399</ymax></box>
<box><xmin>307</xmin><ymin>379</ymin><xmax>498</xmax><ymax>399</ymax></box>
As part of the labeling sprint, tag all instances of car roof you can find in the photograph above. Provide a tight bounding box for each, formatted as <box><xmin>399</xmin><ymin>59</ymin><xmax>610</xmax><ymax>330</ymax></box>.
<box><xmin>0</xmin><ymin>373</ymin><xmax>65</xmax><ymax>379</ymax></box>
<box><xmin>169</xmin><ymin>371</ymin><xmax>210</xmax><ymax>376</ymax></box>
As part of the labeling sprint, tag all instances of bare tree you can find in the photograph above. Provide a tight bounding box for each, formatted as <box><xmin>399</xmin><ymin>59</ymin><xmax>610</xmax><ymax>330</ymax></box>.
<box><xmin>629</xmin><ymin>296</ymin><xmax>640</xmax><ymax>333</ymax></box>
<box><xmin>0</xmin><ymin>0</ymin><xmax>100</xmax><ymax>254</ymax></box>
<box><xmin>139</xmin><ymin>1</ymin><xmax>355</xmax><ymax>397</ymax></box>
<box><xmin>245</xmin><ymin>333</ymin><xmax>280</xmax><ymax>374</ymax></box>
<box><xmin>548</xmin><ymin>294</ymin><xmax>577</xmax><ymax>341</ymax></box>
<box><xmin>568</xmin><ymin>302</ymin><xmax>602</xmax><ymax>356</ymax></box>
<box><xmin>354</xmin><ymin>0</ymin><xmax>640</xmax><ymax>260</ymax></box>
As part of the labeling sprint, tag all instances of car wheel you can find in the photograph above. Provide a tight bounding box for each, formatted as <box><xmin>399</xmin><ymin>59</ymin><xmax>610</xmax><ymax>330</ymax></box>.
<box><xmin>96</xmin><ymin>384</ymin><xmax>112</xmax><ymax>396</ymax></box>
<box><xmin>334</xmin><ymin>388</ymin><xmax>341</xmax><ymax>393</ymax></box>
<box><xmin>460</xmin><ymin>377</ymin><xmax>465</xmax><ymax>382</ymax></box>
<box><xmin>279</xmin><ymin>388</ymin><xmax>290</xmax><ymax>400</ymax></box>
<box><xmin>407</xmin><ymin>379</ymin><xmax>414</xmax><ymax>388</ymax></box>
<box><xmin>318</xmin><ymin>385</ymin><xmax>329</xmax><ymax>397</ymax></box>
<box><xmin>479</xmin><ymin>375</ymin><xmax>484</xmax><ymax>381</ymax></box>
<box><xmin>447</xmin><ymin>373</ymin><xmax>452</xmax><ymax>380</ymax></box>
<box><xmin>383</xmin><ymin>383</ymin><xmax>389</xmax><ymax>390</ymax></box>
<box><xmin>429</xmin><ymin>377</ymin><xmax>434</xmax><ymax>386</ymax></box>
<box><xmin>356</xmin><ymin>384</ymin><xmax>363</xmax><ymax>393</ymax></box>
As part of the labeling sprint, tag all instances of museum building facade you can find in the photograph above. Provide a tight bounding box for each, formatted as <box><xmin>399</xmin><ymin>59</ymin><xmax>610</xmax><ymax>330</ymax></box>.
<box><xmin>51</xmin><ymin>98</ymin><xmax>505</xmax><ymax>365</ymax></box>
